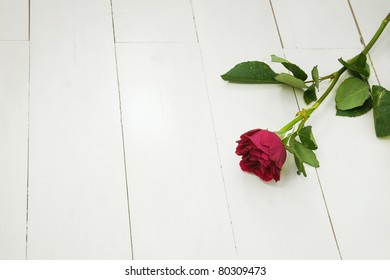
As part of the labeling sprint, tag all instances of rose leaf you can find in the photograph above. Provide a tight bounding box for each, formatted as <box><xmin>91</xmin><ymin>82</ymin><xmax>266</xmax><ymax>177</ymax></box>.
<box><xmin>372</xmin><ymin>85</ymin><xmax>390</xmax><ymax>137</ymax></box>
<box><xmin>336</xmin><ymin>96</ymin><xmax>373</xmax><ymax>117</ymax></box>
<box><xmin>275</xmin><ymin>73</ymin><xmax>308</xmax><ymax>89</ymax></box>
<box><xmin>338</xmin><ymin>54</ymin><xmax>370</xmax><ymax>80</ymax></box>
<box><xmin>298</xmin><ymin>126</ymin><xmax>318</xmax><ymax>150</ymax></box>
<box><xmin>294</xmin><ymin>154</ymin><xmax>307</xmax><ymax>177</ymax></box>
<box><xmin>291</xmin><ymin>139</ymin><xmax>319</xmax><ymax>168</ymax></box>
<box><xmin>303</xmin><ymin>84</ymin><xmax>317</xmax><ymax>105</ymax></box>
<box><xmin>271</xmin><ymin>55</ymin><xmax>308</xmax><ymax>81</ymax></box>
<box><xmin>311</xmin><ymin>65</ymin><xmax>319</xmax><ymax>89</ymax></box>
<box><xmin>271</xmin><ymin>54</ymin><xmax>289</xmax><ymax>63</ymax></box>
<box><xmin>221</xmin><ymin>61</ymin><xmax>281</xmax><ymax>84</ymax></box>
<box><xmin>286</xmin><ymin>142</ymin><xmax>307</xmax><ymax>177</ymax></box>
<box><xmin>335</xmin><ymin>77</ymin><xmax>370</xmax><ymax>110</ymax></box>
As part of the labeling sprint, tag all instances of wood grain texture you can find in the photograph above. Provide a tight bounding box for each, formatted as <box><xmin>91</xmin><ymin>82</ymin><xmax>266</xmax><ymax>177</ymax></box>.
<box><xmin>27</xmin><ymin>0</ymin><xmax>131</xmax><ymax>259</ymax></box>
<box><xmin>0</xmin><ymin>41</ymin><xmax>29</xmax><ymax>259</ymax></box>
<box><xmin>0</xmin><ymin>0</ymin><xmax>29</xmax><ymax>40</ymax></box>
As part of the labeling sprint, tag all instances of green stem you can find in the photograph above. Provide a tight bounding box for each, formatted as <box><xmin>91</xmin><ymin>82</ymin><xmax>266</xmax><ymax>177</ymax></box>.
<box><xmin>304</xmin><ymin>73</ymin><xmax>334</xmax><ymax>84</ymax></box>
<box><xmin>362</xmin><ymin>12</ymin><xmax>390</xmax><ymax>55</ymax></box>
<box><xmin>279</xmin><ymin>115</ymin><xmax>302</xmax><ymax>133</ymax></box>
<box><xmin>278</xmin><ymin>12</ymin><xmax>389</xmax><ymax>134</ymax></box>
<box><xmin>279</xmin><ymin>70</ymin><xmax>344</xmax><ymax>133</ymax></box>
<box><xmin>310</xmin><ymin>67</ymin><xmax>346</xmax><ymax>110</ymax></box>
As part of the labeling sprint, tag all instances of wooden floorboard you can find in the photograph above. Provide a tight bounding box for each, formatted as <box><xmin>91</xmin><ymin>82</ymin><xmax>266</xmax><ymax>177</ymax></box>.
<box><xmin>271</xmin><ymin>0</ymin><xmax>361</xmax><ymax>49</ymax></box>
<box><xmin>0</xmin><ymin>41</ymin><xmax>29</xmax><ymax>259</ymax></box>
<box><xmin>192</xmin><ymin>0</ymin><xmax>340</xmax><ymax>259</ymax></box>
<box><xmin>112</xmin><ymin>0</ymin><xmax>197</xmax><ymax>42</ymax></box>
<box><xmin>0</xmin><ymin>0</ymin><xmax>388</xmax><ymax>260</ymax></box>
<box><xmin>0</xmin><ymin>0</ymin><xmax>29</xmax><ymax>40</ymax></box>
<box><xmin>27</xmin><ymin>0</ymin><xmax>131</xmax><ymax>259</ymax></box>
<box><xmin>116</xmin><ymin>42</ymin><xmax>236</xmax><ymax>259</ymax></box>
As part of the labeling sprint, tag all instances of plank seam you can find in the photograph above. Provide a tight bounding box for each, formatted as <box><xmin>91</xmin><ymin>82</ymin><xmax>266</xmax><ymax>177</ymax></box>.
<box><xmin>315</xmin><ymin>169</ymin><xmax>343</xmax><ymax>260</ymax></box>
<box><xmin>0</xmin><ymin>39</ymin><xmax>29</xmax><ymax>42</ymax></box>
<box><xmin>110</xmin><ymin>0</ymin><xmax>135</xmax><ymax>260</ymax></box>
<box><xmin>25</xmin><ymin>40</ymin><xmax>31</xmax><ymax>260</ymax></box>
<box><xmin>269</xmin><ymin>2</ymin><xmax>302</xmax><ymax>114</ymax></box>
<box><xmin>347</xmin><ymin>0</ymin><xmax>381</xmax><ymax>85</ymax></box>
<box><xmin>189</xmin><ymin>0</ymin><xmax>239</xmax><ymax>259</ymax></box>
<box><xmin>347</xmin><ymin>0</ymin><xmax>366</xmax><ymax>46</ymax></box>
<box><xmin>28</xmin><ymin>0</ymin><xmax>31</xmax><ymax>41</ymax></box>
<box><xmin>115</xmin><ymin>41</ymin><xmax>197</xmax><ymax>44</ymax></box>
<box><xmin>189</xmin><ymin>0</ymin><xmax>199</xmax><ymax>43</ymax></box>
<box><xmin>268</xmin><ymin>0</ymin><xmax>284</xmax><ymax>49</ymax></box>
<box><xmin>272</xmin><ymin>0</ymin><xmax>342</xmax><ymax>259</ymax></box>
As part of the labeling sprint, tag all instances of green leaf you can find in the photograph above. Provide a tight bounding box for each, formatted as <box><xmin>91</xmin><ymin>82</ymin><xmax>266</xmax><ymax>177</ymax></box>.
<box><xmin>282</xmin><ymin>63</ymin><xmax>308</xmax><ymax>81</ymax></box>
<box><xmin>221</xmin><ymin>61</ymin><xmax>281</xmax><ymax>84</ymax></box>
<box><xmin>292</xmin><ymin>139</ymin><xmax>320</xmax><ymax>168</ymax></box>
<box><xmin>355</xmin><ymin>53</ymin><xmax>367</xmax><ymax>69</ymax></box>
<box><xmin>271</xmin><ymin>54</ymin><xmax>289</xmax><ymax>63</ymax></box>
<box><xmin>288</xmin><ymin>135</ymin><xmax>320</xmax><ymax>176</ymax></box>
<box><xmin>286</xmin><ymin>141</ymin><xmax>306</xmax><ymax>177</ymax></box>
<box><xmin>298</xmin><ymin>126</ymin><xmax>318</xmax><ymax>150</ymax></box>
<box><xmin>335</xmin><ymin>77</ymin><xmax>370</xmax><ymax>110</ymax></box>
<box><xmin>294</xmin><ymin>154</ymin><xmax>307</xmax><ymax>177</ymax></box>
<box><xmin>271</xmin><ymin>54</ymin><xmax>308</xmax><ymax>81</ymax></box>
<box><xmin>275</xmin><ymin>73</ymin><xmax>307</xmax><ymax>89</ymax></box>
<box><xmin>311</xmin><ymin>65</ymin><xmax>319</xmax><ymax>89</ymax></box>
<box><xmin>303</xmin><ymin>84</ymin><xmax>317</xmax><ymax>105</ymax></box>
<box><xmin>339</xmin><ymin>54</ymin><xmax>370</xmax><ymax>79</ymax></box>
<box><xmin>348</xmin><ymin>63</ymin><xmax>371</xmax><ymax>80</ymax></box>
<box><xmin>282</xmin><ymin>136</ymin><xmax>290</xmax><ymax>146</ymax></box>
<box><xmin>336</xmin><ymin>96</ymin><xmax>373</xmax><ymax>117</ymax></box>
<box><xmin>372</xmin><ymin>85</ymin><xmax>390</xmax><ymax>137</ymax></box>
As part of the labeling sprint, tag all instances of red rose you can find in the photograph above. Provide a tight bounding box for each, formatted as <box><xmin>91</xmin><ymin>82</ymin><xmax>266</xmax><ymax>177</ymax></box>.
<box><xmin>236</xmin><ymin>129</ymin><xmax>287</xmax><ymax>182</ymax></box>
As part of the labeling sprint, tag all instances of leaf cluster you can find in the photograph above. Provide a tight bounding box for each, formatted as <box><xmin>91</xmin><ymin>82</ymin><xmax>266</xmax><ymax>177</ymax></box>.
<box><xmin>221</xmin><ymin>53</ymin><xmax>390</xmax><ymax>138</ymax></box>
<box><xmin>334</xmin><ymin>54</ymin><xmax>390</xmax><ymax>137</ymax></box>
<box><xmin>221</xmin><ymin>14</ymin><xmax>390</xmax><ymax>179</ymax></box>
<box><xmin>284</xmin><ymin>126</ymin><xmax>319</xmax><ymax>177</ymax></box>
<box><xmin>221</xmin><ymin>55</ymin><xmax>321</xmax><ymax>105</ymax></box>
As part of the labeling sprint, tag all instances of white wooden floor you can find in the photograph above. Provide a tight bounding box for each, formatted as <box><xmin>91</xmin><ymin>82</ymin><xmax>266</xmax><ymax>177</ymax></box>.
<box><xmin>0</xmin><ymin>0</ymin><xmax>389</xmax><ymax>260</ymax></box>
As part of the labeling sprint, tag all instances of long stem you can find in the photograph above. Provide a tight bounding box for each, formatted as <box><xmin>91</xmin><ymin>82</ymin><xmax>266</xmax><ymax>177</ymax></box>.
<box><xmin>362</xmin><ymin>12</ymin><xmax>390</xmax><ymax>55</ymax></box>
<box><xmin>279</xmin><ymin>68</ymin><xmax>345</xmax><ymax>133</ymax></box>
<box><xmin>279</xmin><ymin>115</ymin><xmax>302</xmax><ymax>133</ymax></box>
<box><xmin>304</xmin><ymin>73</ymin><xmax>334</xmax><ymax>84</ymax></box>
<box><xmin>279</xmin><ymin>12</ymin><xmax>389</xmax><ymax>134</ymax></box>
<box><xmin>313</xmin><ymin>13</ymin><xmax>389</xmax><ymax>108</ymax></box>
<box><xmin>310</xmin><ymin>67</ymin><xmax>346</xmax><ymax>110</ymax></box>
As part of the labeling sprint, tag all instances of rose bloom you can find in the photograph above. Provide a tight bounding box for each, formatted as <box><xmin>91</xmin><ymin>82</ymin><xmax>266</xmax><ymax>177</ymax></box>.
<box><xmin>235</xmin><ymin>129</ymin><xmax>287</xmax><ymax>182</ymax></box>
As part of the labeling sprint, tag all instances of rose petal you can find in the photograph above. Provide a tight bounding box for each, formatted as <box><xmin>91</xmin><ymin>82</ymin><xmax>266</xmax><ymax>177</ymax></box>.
<box><xmin>236</xmin><ymin>129</ymin><xmax>287</xmax><ymax>182</ymax></box>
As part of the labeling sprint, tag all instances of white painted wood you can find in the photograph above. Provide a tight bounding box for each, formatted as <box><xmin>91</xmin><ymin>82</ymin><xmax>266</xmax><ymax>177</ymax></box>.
<box><xmin>287</xmin><ymin>1</ymin><xmax>390</xmax><ymax>259</ymax></box>
<box><xmin>349</xmin><ymin>0</ymin><xmax>390</xmax><ymax>88</ymax></box>
<box><xmin>192</xmin><ymin>0</ymin><xmax>340</xmax><ymax>259</ymax></box>
<box><xmin>285</xmin><ymin>48</ymin><xmax>390</xmax><ymax>259</ymax></box>
<box><xmin>116</xmin><ymin>42</ymin><xmax>236</xmax><ymax>259</ymax></box>
<box><xmin>283</xmin><ymin>1</ymin><xmax>390</xmax><ymax>260</ymax></box>
<box><xmin>271</xmin><ymin>0</ymin><xmax>361</xmax><ymax>49</ymax></box>
<box><xmin>349</xmin><ymin>0</ymin><xmax>390</xmax><ymax>43</ymax></box>
<box><xmin>27</xmin><ymin>0</ymin><xmax>131</xmax><ymax>259</ymax></box>
<box><xmin>0</xmin><ymin>41</ymin><xmax>29</xmax><ymax>259</ymax></box>
<box><xmin>0</xmin><ymin>0</ymin><xmax>386</xmax><ymax>260</ymax></box>
<box><xmin>0</xmin><ymin>0</ymin><xmax>29</xmax><ymax>40</ymax></box>
<box><xmin>112</xmin><ymin>0</ymin><xmax>197</xmax><ymax>42</ymax></box>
